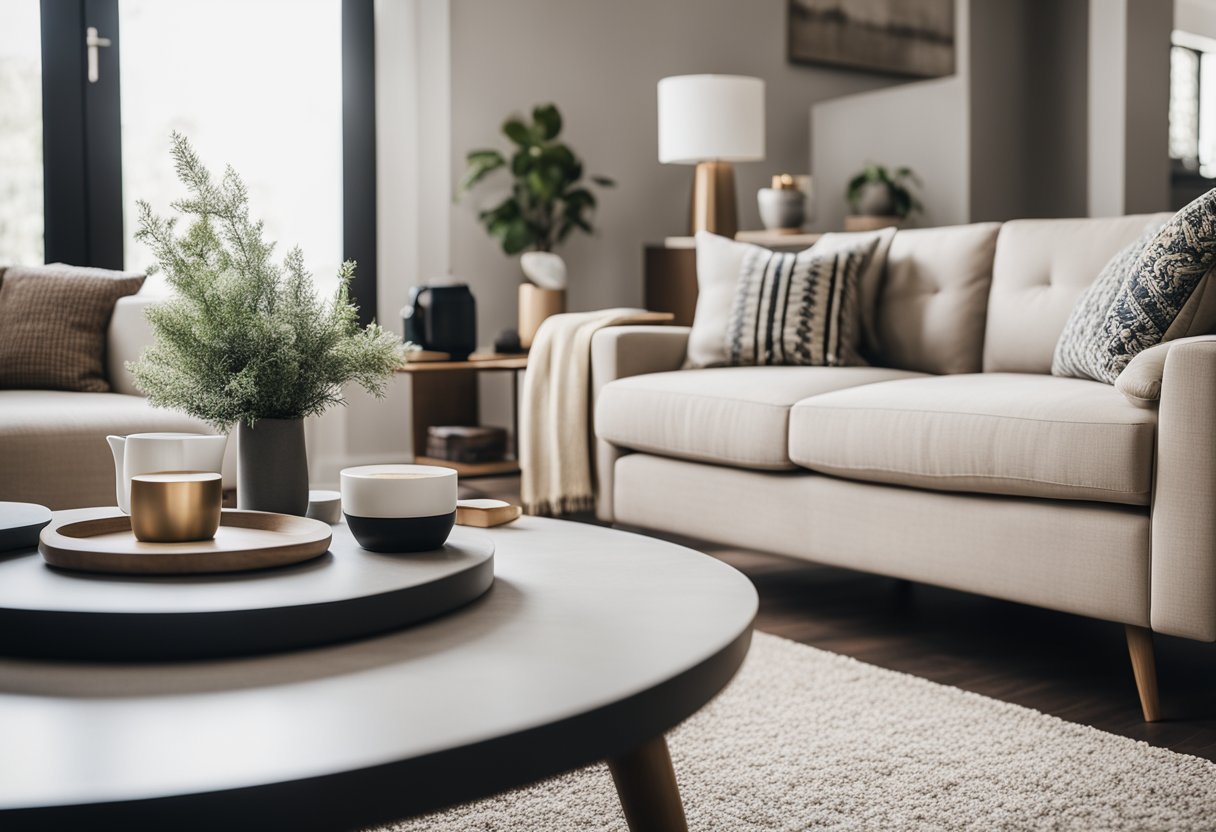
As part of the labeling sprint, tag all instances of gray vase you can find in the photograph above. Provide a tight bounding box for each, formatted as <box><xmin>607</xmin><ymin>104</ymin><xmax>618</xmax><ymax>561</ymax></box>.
<box><xmin>237</xmin><ymin>418</ymin><xmax>309</xmax><ymax>516</ymax></box>
<box><xmin>757</xmin><ymin>188</ymin><xmax>806</xmax><ymax>231</ymax></box>
<box><xmin>855</xmin><ymin>181</ymin><xmax>895</xmax><ymax>216</ymax></box>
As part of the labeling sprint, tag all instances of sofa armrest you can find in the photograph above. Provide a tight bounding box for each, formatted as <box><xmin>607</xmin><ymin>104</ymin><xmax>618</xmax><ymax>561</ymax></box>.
<box><xmin>1151</xmin><ymin>337</ymin><xmax>1216</xmax><ymax>640</ymax></box>
<box><xmin>590</xmin><ymin>326</ymin><xmax>690</xmax><ymax>521</ymax></box>
<box><xmin>106</xmin><ymin>293</ymin><xmax>162</xmax><ymax>396</ymax></box>
<box><xmin>1116</xmin><ymin>335</ymin><xmax>1216</xmax><ymax>407</ymax></box>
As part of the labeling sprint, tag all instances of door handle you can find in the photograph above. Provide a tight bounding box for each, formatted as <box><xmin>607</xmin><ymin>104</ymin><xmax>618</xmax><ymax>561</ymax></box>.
<box><xmin>86</xmin><ymin>26</ymin><xmax>111</xmax><ymax>84</ymax></box>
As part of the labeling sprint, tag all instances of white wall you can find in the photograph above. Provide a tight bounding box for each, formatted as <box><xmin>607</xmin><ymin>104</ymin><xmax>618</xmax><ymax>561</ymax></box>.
<box><xmin>447</xmin><ymin>0</ymin><xmax>906</xmax><ymax>344</ymax></box>
<box><xmin>811</xmin><ymin>0</ymin><xmax>970</xmax><ymax>230</ymax></box>
<box><xmin>306</xmin><ymin>0</ymin><xmax>452</xmax><ymax>488</ymax></box>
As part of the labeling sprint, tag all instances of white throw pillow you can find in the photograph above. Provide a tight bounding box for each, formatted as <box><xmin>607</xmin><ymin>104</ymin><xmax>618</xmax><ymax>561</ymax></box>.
<box><xmin>686</xmin><ymin>229</ymin><xmax>895</xmax><ymax>368</ymax></box>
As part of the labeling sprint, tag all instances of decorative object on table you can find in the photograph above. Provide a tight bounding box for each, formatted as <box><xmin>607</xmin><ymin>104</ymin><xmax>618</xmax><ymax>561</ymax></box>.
<box><xmin>37</xmin><ymin>509</ymin><xmax>332</xmax><ymax>576</ymax></box>
<box><xmin>107</xmin><ymin>432</ymin><xmax>227</xmax><ymax>514</ymax></box>
<box><xmin>0</xmin><ymin>502</ymin><xmax>52</xmax><ymax>552</ymax></box>
<box><xmin>426</xmin><ymin>425</ymin><xmax>508</xmax><ymax>464</ymax></box>
<box><xmin>130</xmin><ymin>133</ymin><xmax>403</xmax><ymax>517</ymax></box>
<box><xmin>129</xmin><ymin>472</ymin><xmax>223</xmax><ymax>543</ymax></box>
<box><xmin>306</xmin><ymin>489</ymin><xmax>343</xmax><ymax>524</ymax></box>
<box><xmin>1055</xmin><ymin>190</ymin><xmax>1216</xmax><ymax>385</ymax></box>
<box><xmin>494</xmin><ymin>328</ymin><xmax>522</xmax><ymax>354</ymax></box>
<box><xmin>658</xmin><ymin>75</ymin><xmax>765</xmax><ymax>240</ymax></box>
<box><xmin>518</xmin><ymin>284</ymin><xmax>567</xmax><ymax>349</ymax></box>
<box><xmin>520</xmin><ymin>309</ymin><xmax>676</xmax><ymax>516</ymax></box>
<box><xmin>340</xmin><ymin>464</ymin><xmax>458</xmax><ymax>553</ymax></box>
<box><xmin>518</xmin><ymin>251</ymin><xmax>569</xmax><ymax>350</ymax></box>
<box><xmin>0</xmin><ymin>264</ymin><xmax>144</xmax><ymax>393</ymax></box>
<box><xmin>757</xmin><ymin>174</ymin><xmax>807</xmax><ymax>233</ymax></box>
<box><xmin>401</xmin><ymin>283</ymin><xmax>478</xmax><ymax>360</ymax></box>
<box><xmin>787</xmin><ymin>0</ymin><xmax>956</xmax><ymax>78</ymax></box>
<box><xmin>458</xmin><ymin>103</ymin><xmax>615</xmax><ymax>347</ymax></box>
<box><xmin>845</xmin><ymin>162</ymin><xmax>922</xmax><ymax>232</ymax></box>
<box><xmin>456</xmin><ymin>499</ymin><xmax>521</xmax><ymax>528</ymax></box>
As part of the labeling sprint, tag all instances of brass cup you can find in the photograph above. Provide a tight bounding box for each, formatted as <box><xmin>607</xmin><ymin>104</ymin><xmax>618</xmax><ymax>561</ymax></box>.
<box><xmin>130</xmin><ymin>471</ymin><xmax>223</xmax><ymax>543</ymax></box>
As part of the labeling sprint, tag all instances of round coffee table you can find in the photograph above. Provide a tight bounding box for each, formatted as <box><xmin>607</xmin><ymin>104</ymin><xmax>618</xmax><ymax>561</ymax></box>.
<box><xmin>0</xmin><ymin>516</ymin><xmax>756</xmax><ymax>831</ymax></box>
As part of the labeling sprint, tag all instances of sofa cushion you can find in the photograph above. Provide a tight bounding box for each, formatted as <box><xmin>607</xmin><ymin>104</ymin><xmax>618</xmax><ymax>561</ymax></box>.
<box><xmin>873</xmin><ymin>223</ymin><xmax>1001</xmax><ymax>374</ymax></box>
<box><xmin>0</xmin><ymin>264</ymin><xmax>145</xmax><ymax>393</ymax></box>
<box><xmin>0</xmin><ymin>390</ymin><xmax>223</xmax><ymax>510</ymax></box>
<box><xmin>596</xmin><ymin>366</ymin><xmax>925</xmax><ymax>470</ymax></box>
<box><xmin>983</xmin><ymin>214</ymin><xmax>1173</xmax><ymax>374</ymax></box>
<box><xmin>789</xmin><ymin>373</ymin><xmax>1157</xmax><ymax>505</ymax></box>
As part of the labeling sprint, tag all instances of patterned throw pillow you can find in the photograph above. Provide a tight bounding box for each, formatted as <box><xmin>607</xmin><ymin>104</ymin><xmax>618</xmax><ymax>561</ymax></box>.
<box><xmin>725</xmin><ymin>239</ymin><xmax>877</xmax><ymax>367</ymax></box>
<box><xmin>1052</xmin><ymin>226</ymin><xmax>1160</xmax><ymax>382</ymax></box>
<box><xmin>0</xmin><ymin>264</ymin><xmax>145</xmax><ymax>392</ymax></box>
<box><xmin>1054</xmin><ymin>190</ymin><xmax>1216</xmax><ymax>384</ymax></box>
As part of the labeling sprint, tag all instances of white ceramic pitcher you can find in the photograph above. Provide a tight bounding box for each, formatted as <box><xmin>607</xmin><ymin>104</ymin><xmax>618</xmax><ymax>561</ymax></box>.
<box><xmin>106</xmin><ymin>433</ymin><xmax>228</xmax><ymax>513</ymax></box>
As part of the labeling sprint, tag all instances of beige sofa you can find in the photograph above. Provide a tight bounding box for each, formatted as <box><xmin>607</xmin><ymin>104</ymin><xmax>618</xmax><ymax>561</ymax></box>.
<box><xmin>592</xmin><ymin>213</ymin><xmax>1204</xmax><ymax>722</ymax></box>
<box><xmin>0</xmin><ymin>291</ymin><xmax>230</xmax><ymax>510</ymax></box>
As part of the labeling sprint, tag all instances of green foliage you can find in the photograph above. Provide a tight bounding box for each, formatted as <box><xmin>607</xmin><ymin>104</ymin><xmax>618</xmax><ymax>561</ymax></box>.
<box><xmin>846</xmin><ymin>163</ymin><xmax>924</xmax><ymax>219</ymax></box>
<box><xmin>130</xmin><ymin>132</ymin><xmax>403</xmax><ymax>430</ymax></box>
<box><xmin>458</xmin><ymin>103</ymin><xmax>614</xmax><ymax>255</ymax></box>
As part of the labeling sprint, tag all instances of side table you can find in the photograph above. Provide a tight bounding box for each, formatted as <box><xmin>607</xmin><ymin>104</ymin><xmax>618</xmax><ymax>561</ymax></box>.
<box><xmin>396</xmin><ymin>353</ymin><xmax>528</xmax><ymax>479</ymax></box>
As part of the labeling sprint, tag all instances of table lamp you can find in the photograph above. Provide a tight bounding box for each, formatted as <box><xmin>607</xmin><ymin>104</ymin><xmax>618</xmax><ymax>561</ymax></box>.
<box><xmin>658</xmin><ymin>74</ymin><xmax>765</xmax><ymax>239</ymax></box>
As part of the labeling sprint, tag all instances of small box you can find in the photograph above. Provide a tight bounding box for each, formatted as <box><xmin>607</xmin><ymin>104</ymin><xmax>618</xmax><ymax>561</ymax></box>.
<box><xmin>426</xmin><ymin>425</ymin><xmax>508</xmax><ymax>464</ymax></box>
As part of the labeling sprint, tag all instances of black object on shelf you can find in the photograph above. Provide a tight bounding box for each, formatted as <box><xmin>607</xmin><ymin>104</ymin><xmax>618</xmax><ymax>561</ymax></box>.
<box><xmin>403</xmin><ymin>284</ymin><xmax>477</xmax><ymax>360</ymax></box>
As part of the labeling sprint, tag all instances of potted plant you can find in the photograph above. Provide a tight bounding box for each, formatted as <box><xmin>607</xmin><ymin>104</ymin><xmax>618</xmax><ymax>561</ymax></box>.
<box><xmin>458</xmin><ymin>103</ymin><xmax>613</xmax><ymax>347</ymax></box>
<box><xmin>845</xmin><ymin>163</ymin><xmax>923</xmax><ymax>232</ymax></box>
<box><xmin>132</xmin><ymin>133</ymin><xmax>403</xmax><ymax>516</ymax></box>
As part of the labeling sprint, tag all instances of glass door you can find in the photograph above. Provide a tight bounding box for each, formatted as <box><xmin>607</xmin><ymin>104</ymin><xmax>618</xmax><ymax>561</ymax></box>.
<box><xmin>118</xmin><ymin>0</ymin><xmax>344</xmax><ymax>293</ymax></box>
<box><xmin>0</xmin><ymin>1</ymin><xmax>45</xmax><ymax>264</ymax></box>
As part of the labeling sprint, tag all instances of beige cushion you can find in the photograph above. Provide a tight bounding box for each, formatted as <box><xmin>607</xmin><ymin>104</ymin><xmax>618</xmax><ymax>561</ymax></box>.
<box><xmin>0</xmin><ymin>264</ymin><xmax>145</xmax><ymax>392</ymax></box>
<box><xmin>789</xmin><ymin>373</ymin><xmax>1157</xmax><ymax>505</ymax></box>
<box><xmin>596</xmin><ymin>366</ymin><xmax>925</xmax><ymax>470</ymax></box>
<box><xmin>0</xmin><ymin>390</ymin><xmax>225</xmax><ymax>510</ymax></box>
<box><xmin>983</xmin><ymin>214</ymin><xmax>1172</xmax><ymax>374</ymax></box>
<box><xmin>874</xmin><ymin>223</ymin><xmax>1001</xmax><ymax>374</ymax></box>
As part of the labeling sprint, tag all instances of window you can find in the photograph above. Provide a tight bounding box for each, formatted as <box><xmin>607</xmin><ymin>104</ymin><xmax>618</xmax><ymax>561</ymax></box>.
<box><xmin>1171</xmin><ymin>31</ymin><xmax>1216</xmax><ymax>177</ymax></box>
<box><xmin>0</xmin><ymin>0</ymin><xmax>44</xmax><ymax>264</ymax></box>
<box><xmin>119</xmin><ymin>0</ymin><xmax>344</xmax><ymax>294</ymax></box>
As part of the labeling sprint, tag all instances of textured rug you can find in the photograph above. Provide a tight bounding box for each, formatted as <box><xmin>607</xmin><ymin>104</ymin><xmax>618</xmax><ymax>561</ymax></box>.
<box><xmin>378</xmin><ymin>633</ymin><xmax>1216</xmax><ymax>831</ymax></box>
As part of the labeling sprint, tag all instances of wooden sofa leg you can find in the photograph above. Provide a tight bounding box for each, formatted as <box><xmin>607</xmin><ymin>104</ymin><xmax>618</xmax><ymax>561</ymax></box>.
<box><xmin>1125</xmin><ymin>625</ymin><xmax>1161</xmax><ymax>722</ymax></box>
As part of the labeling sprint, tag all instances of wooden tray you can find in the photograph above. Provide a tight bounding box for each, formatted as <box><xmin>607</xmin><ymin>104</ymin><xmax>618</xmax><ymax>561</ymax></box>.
<box><xmin>39</xmin><ymin>510</ymin><xmax>332</xmax><ymax>576</ymax></box>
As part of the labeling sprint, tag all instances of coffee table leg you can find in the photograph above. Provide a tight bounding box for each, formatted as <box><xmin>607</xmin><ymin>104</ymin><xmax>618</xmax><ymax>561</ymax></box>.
<box><xmin>608</xmin><ymin>734</ymin><xmax>689</xmax><ymax>832</ymax></box>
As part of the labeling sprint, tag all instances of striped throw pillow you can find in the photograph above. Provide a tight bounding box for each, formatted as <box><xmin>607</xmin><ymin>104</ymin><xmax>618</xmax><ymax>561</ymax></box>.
<box><xmin>725</xmin><ymin>239</ymin><xmax>877</xmax><ymax>367</ymax></box>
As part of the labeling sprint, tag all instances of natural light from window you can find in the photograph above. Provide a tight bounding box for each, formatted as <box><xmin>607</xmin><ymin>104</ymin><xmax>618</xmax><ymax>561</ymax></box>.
<box><xmin>0</xmin><ymin>0</ymin><xmax>44</xmax><ymax>265</ymax></box>
<box><xmin>119</xmin><ymin>0</ymin><xmax>343</xmax><ymax>293</ymax></box>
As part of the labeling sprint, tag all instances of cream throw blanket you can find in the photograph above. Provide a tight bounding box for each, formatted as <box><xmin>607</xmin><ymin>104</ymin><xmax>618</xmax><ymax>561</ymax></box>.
<box><xmin>520</xmin><ymin>308</ymin><xmax>651</xmax><ymax>516</ymax></box>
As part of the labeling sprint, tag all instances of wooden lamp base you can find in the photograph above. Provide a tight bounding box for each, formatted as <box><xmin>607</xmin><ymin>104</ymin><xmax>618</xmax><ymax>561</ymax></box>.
<box><xmin>691</xmin><ymin>160</ymin><xmax>738</xmax><ymax>239</ymax></box>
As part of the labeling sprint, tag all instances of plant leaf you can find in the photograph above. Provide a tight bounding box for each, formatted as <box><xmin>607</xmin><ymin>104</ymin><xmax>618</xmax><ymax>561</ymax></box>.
<box><xmin>533</xmin><ymin>104</ymin><xmax>562</xmax><ymax>140</ymax></box>
<box><xmin>503</xmin><ymin>119</ymin><xmax>531</xmax><ymax>146</ymax></box>
<box><xmin>591</xmin><ymin>175</ymin><xmax>615</xmax><ymax>187</ymax></box>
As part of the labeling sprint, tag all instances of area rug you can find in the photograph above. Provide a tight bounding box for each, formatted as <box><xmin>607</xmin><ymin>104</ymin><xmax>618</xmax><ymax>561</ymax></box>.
<box><xmin>379</xmin><ymin>632</ymin><xmax>1216</xmax><ymax>831</ymax></box>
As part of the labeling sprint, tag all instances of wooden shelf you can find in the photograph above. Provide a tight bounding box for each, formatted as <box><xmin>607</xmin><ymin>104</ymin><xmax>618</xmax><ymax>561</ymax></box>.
<box><xmin>414</xmin><ymin>456</ymin><xmax>519</xmax><ymax>479</ymax></box>
<box><xmin>397</xmin><ymin>353</ymin><xmax>528</xmax><ymax>374</ymax></box>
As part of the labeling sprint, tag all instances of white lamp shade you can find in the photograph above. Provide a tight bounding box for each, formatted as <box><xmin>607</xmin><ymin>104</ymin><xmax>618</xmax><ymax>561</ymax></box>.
<box><xmin>658</xmin><ymin>75</ymin><xmax>765</xmax><ymax>164</ymax></box>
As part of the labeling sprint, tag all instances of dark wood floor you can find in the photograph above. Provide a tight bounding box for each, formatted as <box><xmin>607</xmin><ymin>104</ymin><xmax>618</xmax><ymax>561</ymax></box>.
<box><xmin>464</xmin><ymin>475</ymin><xmax>1216</xmax><ymax>762</ymax></box>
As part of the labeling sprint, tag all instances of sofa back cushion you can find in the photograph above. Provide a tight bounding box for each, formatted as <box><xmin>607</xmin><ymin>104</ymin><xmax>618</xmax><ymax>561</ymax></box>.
<box><xmin>872</xmin><ymin>223</ymin><xmax>1001</xmax><ymax>375</ymax></box>
<box><xmin>982</xmin><ymin>213</ymin><xmax>1173</xmax><ymax>374</ymax></box>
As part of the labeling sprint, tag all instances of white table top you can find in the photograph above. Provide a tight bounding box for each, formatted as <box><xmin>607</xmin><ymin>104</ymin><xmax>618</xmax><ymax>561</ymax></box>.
<box><xmin>0</xmin><ymin>516</ymin><xmax>757</xmax><ymax>829</ymax></box>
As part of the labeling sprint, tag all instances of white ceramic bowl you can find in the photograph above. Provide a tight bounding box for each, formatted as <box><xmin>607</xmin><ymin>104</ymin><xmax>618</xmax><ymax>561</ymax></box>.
<box><xmin>339</xmin><ymin>464</ymin><xmax>457</xmax><ymax>552</ymax></box>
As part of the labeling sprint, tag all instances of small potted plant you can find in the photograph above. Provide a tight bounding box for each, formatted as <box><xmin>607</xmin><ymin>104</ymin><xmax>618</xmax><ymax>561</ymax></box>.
<box><xmin>845</xmin><ymin>163</ymin><xmax>923</xmax><ymax>232</ymax></box>
<box><xmin>132</xmin><ymin>133</ymin><xmax>403</xmax><ymax>516</ymax></box>
<box><xmin>458</xmin><ymin>103</ymin><xmax>613</xmax><ymax>348</ymax></box>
